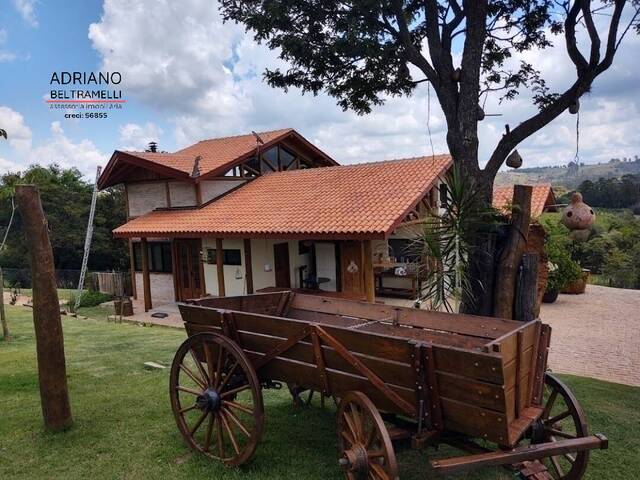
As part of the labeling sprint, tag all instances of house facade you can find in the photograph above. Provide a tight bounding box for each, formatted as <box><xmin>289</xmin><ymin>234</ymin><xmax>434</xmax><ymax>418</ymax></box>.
<box><xmin>100</xmin><ymin>128</ymin><xmax>452</xmax><ymax>311</ymax></box>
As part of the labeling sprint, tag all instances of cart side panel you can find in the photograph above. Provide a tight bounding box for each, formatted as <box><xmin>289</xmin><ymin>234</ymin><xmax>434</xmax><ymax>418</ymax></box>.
<box><xmin>488</xmin><ymin>320</ymin><xmax>541</xmax><ymax>423</ymax></box>
<box><xmin>430</xmin><ymin>346</ymin><xmax>510</xmax><ymax>445</ymax></box>
<box><xmin>188</xmin><ymin>291</ymin><xmax>288</xmax><ymax>316</ymax></box>
<box><xmin>179</xmin><ymin>304</ymin><xmax>420</xmax><ymax>416</ymax></box>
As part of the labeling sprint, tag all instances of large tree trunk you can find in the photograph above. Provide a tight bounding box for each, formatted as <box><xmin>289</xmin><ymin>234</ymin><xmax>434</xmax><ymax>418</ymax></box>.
<box><xmin>15</xmin><ymin>185</ymin><xmax>73</xmax><ymax>431</ymax></box>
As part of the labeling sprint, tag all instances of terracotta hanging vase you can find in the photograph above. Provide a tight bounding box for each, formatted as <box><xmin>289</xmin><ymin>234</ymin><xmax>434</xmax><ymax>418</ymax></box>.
<box><xmin>561</xmin><ymin>192</ymin><xmax>595</xmax><ymax>241</ymax></box>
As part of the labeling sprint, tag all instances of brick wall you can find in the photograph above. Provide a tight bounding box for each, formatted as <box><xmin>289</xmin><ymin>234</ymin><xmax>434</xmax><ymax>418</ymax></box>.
<box><xmin>135</xmin><ymin>272</ymin><xmax>175</xmax><ymax>305</ymax></box>
<box><xmin>168</xmin><ymin>181</ymin><xmax>197</xmax><ymax>207</ymax></box>
<box><xmin>127</xmin><ymin>182</ymin><xmax>167</xmax><ymax>217</ymax></box>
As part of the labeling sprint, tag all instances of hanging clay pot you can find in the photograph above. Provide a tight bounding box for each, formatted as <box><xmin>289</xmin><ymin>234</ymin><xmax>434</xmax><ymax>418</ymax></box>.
<box><xmin>506</xmin><ymin>150</ymin><xmax>523</xmax><ymax>169</ymax></box>
<box><xmin>569</xmin><ymin>98</ymin><xmax>580</xmax><ymax>114</ymax></box>
<box><xmin>477</xmin><ymin>105</ymin><xmax>485</xmax><ymax>121</ymax></box>
<box><xmin>561</xmin><ymin>192</ymin><xmax>595</xmax><ymax>241</ymax></box>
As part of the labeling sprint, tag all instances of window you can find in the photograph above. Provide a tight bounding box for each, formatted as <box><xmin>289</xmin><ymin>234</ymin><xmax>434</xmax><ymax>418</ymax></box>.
<box><xmin>206</xmin><ymin>248</ymin><xmax>242</xmax><ymax>266</ymax></box>
<box><xmin>388</xmin><ymin>239</ymin><xmax>420</xmax><ymax>263</ymax></box>
<box><xmin>133</xmin><ymin>242</ymin><xmax>172</xmax><ymax>273</ymax></box>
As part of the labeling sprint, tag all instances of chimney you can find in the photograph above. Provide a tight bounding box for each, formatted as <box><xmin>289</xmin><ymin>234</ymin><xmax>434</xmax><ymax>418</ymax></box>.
<box><xmin>147</xmin><ymin>141</ymin><xmax>158</xmax><ymax>153</ymax></box>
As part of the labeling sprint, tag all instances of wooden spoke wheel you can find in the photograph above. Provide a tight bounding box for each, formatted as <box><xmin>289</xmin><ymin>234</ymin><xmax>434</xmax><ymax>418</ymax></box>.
<box><xmin>531</xmin><ymin>373</ymin><xmax>590</xmax><ymax>480</ymax></box>
<box><xmin>337</xmin><ymin>391</ymin><xmax>399</xmax><ymax>480</ymax></box>
<box><xmin>169</xmin><ymin>332</ymin><xmax>264</xmax><ymax>466</ymax></box>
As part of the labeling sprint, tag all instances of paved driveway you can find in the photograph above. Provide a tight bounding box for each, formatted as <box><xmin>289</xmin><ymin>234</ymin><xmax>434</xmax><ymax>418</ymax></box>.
<box><xmin>541</xmin><ymin>284</ymin><xmax>640</xmax><ymax>386</ymax></box>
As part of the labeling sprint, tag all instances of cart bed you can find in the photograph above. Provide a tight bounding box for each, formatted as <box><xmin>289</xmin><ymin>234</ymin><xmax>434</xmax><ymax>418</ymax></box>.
<box><xmin>179</xmin><ymin>291</ymin><xmax>550</xmax><ymax>447</ymax></box>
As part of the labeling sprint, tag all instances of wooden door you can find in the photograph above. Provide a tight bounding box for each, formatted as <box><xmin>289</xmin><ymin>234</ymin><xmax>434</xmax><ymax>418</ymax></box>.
<box><xmin>273</xmin><ymin>242</ymin><xmax>291</xmax><ymax>288</ymax></box>
<box><xmin>175</xmin><ymin>239</ymin><xmax>203</xmax><ymax>300</ymax></box>
<box><xmin>340</xmin><ymin>241</ymin><xmax>364</xmax><ymax>297</ymax></box>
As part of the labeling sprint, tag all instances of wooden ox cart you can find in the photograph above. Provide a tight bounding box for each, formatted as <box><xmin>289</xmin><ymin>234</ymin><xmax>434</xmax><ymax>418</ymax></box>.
<box><xmin>170</xmin><ymin>291</ymin><xmax>607</xmax><ymax>479</ymax></box>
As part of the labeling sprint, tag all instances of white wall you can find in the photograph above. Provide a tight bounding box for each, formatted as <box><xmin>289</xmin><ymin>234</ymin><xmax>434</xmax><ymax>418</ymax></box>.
<box><xmin>200</xmin><ymin>180</ymin><xmax>246</xmax><ymax>203</ymax></box>
<box><xmin>315</xmin><ymin>242</ymin><xmax>337</xmax><ymax>292</ymax></box>
<box><xmin>250</xmin><ymin>239</ymin><xmax>312</xmax><ymax>291</ymax></box>
<box><xmin>127</xmin><ymin>182</ymin><xmax>167</xmax><ymax>217</ymax></box>
<box><xmin>202</xmin><ymin>238</ymin><xmax>247</xmax><ymax>297</ymax></box>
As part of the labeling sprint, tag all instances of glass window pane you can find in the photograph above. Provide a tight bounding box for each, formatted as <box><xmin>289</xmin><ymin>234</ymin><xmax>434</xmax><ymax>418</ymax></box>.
<box><xmin>224</xmin><ymin>249</ymin><xmax>242</xmax><ymax>266</ymax></box>
<box><xmin>280</xmin><ymin>148</ymin><xmax>296</xmax><ymax>169</ymax></box>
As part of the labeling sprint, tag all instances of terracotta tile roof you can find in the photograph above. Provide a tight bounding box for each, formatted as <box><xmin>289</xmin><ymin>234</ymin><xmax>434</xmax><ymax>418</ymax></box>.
<box><xmin>114</xmin><ymin>155</ymin><xmax>452</xmax><ymax>240</ymax></box>
<box><xmin>493</xmin><ymin>183</ymin><xmax>555</xmax><ymax>217</ymax></box>
<box><xmin>98</xmin><ymin>128</ymin><xmax>337</xmax><ymax>189</ymax></box>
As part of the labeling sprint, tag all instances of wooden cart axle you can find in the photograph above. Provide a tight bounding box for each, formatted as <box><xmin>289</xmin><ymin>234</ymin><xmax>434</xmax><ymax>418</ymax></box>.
<box><xmin>430</xmin><ymin>433</ymin><xmax>608</xmax><ymax>474</ymax></box>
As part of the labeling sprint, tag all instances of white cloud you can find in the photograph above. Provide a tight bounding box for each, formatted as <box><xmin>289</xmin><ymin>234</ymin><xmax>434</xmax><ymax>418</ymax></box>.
<box><xmin>89</xmin><ymin>0</ymin><xmax>640</xmax><ymax>169</ymax></box>
<box><xmin>0</xmin><ymin>106</ymin><xmax>32</xmax><ymax>154</ymax></box>
<box><xmin>0</xmin><ymin>29</ymin><xmax>16</xmax><ymax>63</ymax></box>
<box><xmin>118</xmin><ymin>122</ymin><xmax>164</xmax><ymax>151</ymax></box>
<box><xmin>0</xmin><ymin>106</ymin><xmax>107</xmax><ymax>176</ymax></box>
<box><xmin>12</xmin><ymin>0</ymin><xmax>38</xmax><ymax>28</ymax></box>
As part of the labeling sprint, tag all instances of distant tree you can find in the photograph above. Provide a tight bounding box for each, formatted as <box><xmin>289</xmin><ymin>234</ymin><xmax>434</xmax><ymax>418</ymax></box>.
<box><xmin>0</xmin><ymin>165</ymin><xmax>128</xmax><ymax>272</ymax></box>
<box><xmin>578</xmin><ymin>174</ymin><xmax>640</xmax><ymax>208</ymax></box>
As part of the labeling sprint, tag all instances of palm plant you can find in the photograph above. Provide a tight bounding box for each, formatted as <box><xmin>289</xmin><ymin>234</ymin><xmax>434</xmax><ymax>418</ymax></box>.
<box><xmin>411</xmin><ymin>165</ymin><xmax>497</xmax><ymax>313</ymax></box>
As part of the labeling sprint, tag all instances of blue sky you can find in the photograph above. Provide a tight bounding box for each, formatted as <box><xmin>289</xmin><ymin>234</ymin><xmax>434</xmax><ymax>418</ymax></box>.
<box><xmin>1</xmin><ymin>0</ymin><xmax>639</xmax><ymax>178</ymax></box>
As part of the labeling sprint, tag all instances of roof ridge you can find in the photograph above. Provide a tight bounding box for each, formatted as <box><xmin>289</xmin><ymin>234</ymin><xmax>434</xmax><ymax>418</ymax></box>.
<box><xmin>194</xmin><ymin>127</ymin><xmax>293</xmax><ymax>144</ymax></box>
<box><xmin>245</xmin><ymin>153</ymin><xmax>451</xmax><ymax>178</ymax></box>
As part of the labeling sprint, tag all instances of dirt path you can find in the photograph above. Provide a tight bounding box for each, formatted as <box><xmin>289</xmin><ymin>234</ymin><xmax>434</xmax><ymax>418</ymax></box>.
<box><xmin>541</xmin><ymin>284</ymin><xmax>640</xmax><ymax>386</ymax></box>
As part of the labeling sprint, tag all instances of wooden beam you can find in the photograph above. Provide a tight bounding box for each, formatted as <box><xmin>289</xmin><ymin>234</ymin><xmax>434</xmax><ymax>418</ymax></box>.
<box><xmin>244</xmin><ymin>239</ymin><xmax>254</xmax><ymax>294</ymax></box>
<box><xmin>171</xmin><ymin>239</ymin><xmax>179</xmax><ymax>302</ymax></box>
<box><xmin>362</xmin><ymin>240</ymin><xmax>375</xmax><ymax>303</ymax></box>
<box><xmin>195</xmin><ymin>182</ymin><xmax>203</xmax><ymax>206</ymax></box>
<box><xmin>128</xmin><ymin>239</ymin><xmax>137</xmax><ymax>300</ymax></box>
<box><xmin>140</xmin><ymin>238</ymin><xmax>152</xmax><ymax>312</ymax></box>
<box><xmin>216</xmin><ymin>238</ymin><xmax>225</xmax><ymax>297</ymax></box>
<box><xmin>431</xmin><ymin>434</ymin><xmax>607</xmax><ymax>475</ymax></box>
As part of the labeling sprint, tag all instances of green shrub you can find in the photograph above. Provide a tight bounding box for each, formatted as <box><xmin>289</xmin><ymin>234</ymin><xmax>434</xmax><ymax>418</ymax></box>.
<box><xmin>545</xmin><ymin>230</ymin><xmax>582</xmax><ymax>292</ymax></box>
<box><xmin>67</xmin><ymin>290</ymin><xmax>113</xmax><ymax>309</ymax></box>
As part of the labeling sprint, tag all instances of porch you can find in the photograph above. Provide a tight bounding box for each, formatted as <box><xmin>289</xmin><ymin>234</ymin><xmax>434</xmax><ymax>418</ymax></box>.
<box><xmin>130</xmin><ymin>236</ymin><xmax>424</xmax><ymax>312</ymax></box>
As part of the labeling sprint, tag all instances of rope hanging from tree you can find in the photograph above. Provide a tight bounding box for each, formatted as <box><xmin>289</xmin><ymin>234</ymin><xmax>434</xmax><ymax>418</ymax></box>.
<box><xmin>0</xmin><ymin>196</ymin><xmax>16</xmax><ymax>252</ymax></box>
<box><xmin>426</xmin><ymin>82</ymin><xmax>435</xmax><ymax>163</ymax></box>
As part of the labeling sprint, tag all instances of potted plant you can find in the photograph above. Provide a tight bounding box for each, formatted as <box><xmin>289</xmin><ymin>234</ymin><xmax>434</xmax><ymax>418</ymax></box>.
<box><xmin>543</xmin><ymin>236</ymin><xmax>582</xmax><ymax>303</ymax></box>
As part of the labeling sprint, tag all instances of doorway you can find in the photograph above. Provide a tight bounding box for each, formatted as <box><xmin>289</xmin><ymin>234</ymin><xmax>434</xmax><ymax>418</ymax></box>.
<box><xmin>273</xmin><ymin>242</ymin><xmax>291</xmax><ymax>288</ymax></box>
<box><xmin>174</xmin><ymin>239</ymin><xmax>203</xmax><ymax>300</ymax></box>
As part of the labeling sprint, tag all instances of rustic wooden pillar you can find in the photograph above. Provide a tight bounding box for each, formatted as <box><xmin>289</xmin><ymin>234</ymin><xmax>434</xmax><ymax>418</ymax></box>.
<box><xmin>15</xmin><ymin>185</ymin><xmax>73</xmax><ymax>431</ymax></box>
<box><xmin>244</xmin><ymin>239</ymin><xmax>253</xmax><ymax>294</ymax></box>
<box><xmin>140</xmin><ymin>237</ymin><xmax>152</xmax><ymax>312</ymax></box>
<box><xmin>216</xmin><ymin>238</ymin><xmax>225</xmax><ymax>297</ymax></box>
<box><xmin>0</xmin><ymin>267</ymin><xmax>10</xmax><ymax>341</ymax></box>
<box><xmin>171</xmin><ymin>239</ymin><xmax>179</xmax><ymax>302</ymax></box>
<box><xmin>493</xmin><ymin>185</ymin><xmax>532</xmax><ymax>319</ymax></box>
<box><xmin>515</xmin><ymin>253</ymin><xmax>539</xmax><ymax>321</ymax></box>
<box><xmin>362</xmin><ymin>240</ymin><xmax>375</xmax><ymax>303</ymax></box>
<box><xmin>128</xmin><ymin>239</ymin><xmax>137</xmax><ymax>299</ymax></box>
<box><xmin>195</xmin><ymin>183</ymin><xmax>203</xmax><ymax>206</ymax></box>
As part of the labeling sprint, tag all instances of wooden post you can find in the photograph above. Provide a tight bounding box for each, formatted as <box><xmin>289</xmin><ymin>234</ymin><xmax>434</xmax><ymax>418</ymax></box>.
<box><xmin>216</xmin><ymin>238</ymin><xmax>225</xmax><ymax>297</ymax></box>
<box><xmin>493</xmin><ymin>185</ymin><xmax>532</xmax><ymax>319</ymax></box>
<box><xmin>515</xmin><ymin>253</ymin><xmax>539</xmax><ymax>321</ymax></box>
<box><xmin>244</xmin><ymin>239</ymin><xmax>253</xmax><ymax>294</ymax></box>
<box><xmin>362</xmin><ymin>240</ymin><xmax>375</xmax><ymax>303</ymax></box>
<box><xmin>15</xmin><ymin>185</ymin><xmax>72</xmax><ymax>431</ymax></box>
<box><xmin>128</xmin><ymin>239</ymin><xmax>137</xmax><ymax>299</ymax></box>
<box><xmin>0</xmin><ymin>267</ymin><xmax>10</xmax><ymax>341</ymax></box>
<box><xmin>140</xmin><ymin>237</ymin><xmax>152</xmax><ymax>312</ymax></box>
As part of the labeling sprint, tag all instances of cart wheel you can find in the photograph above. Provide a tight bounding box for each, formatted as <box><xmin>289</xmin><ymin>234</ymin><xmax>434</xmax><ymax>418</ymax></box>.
<box><xmin>337</xmin><ymin>391</ymin><xmax>399</xmax><ymax>480</ymax></box>
<box><xmin>533</xmin><ymin>373</ymin><xmax>590</xmax><ymax>480</ymax></box>
<box><xmin>169</xmin><ymin>332</ymin><xmax>264</xmax><ymax>467</ymax></box>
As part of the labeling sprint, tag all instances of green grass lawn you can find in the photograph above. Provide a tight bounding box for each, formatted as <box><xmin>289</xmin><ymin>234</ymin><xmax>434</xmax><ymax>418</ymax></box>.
<box><xmin>1</xmin><ymin>305</ymin><xmax>638</xmax><ymax>479</ymax></box>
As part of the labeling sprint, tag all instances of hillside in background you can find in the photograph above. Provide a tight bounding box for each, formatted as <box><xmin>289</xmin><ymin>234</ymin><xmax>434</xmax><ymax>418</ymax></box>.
<box><xmin>496</xmin><ymin>156</ymin><xmax>640</xmax><ymax>191</ymax></box>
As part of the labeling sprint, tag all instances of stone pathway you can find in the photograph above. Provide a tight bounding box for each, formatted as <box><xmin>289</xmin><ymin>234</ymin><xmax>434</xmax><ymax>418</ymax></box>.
<box><xmin>540</xmin><ymin>285</ymin><xmax>640</xmax><ymax>387</ymax></box>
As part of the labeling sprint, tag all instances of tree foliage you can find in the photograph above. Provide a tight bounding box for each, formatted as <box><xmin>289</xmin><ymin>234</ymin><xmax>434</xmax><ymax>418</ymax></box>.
<box><xmin>575</xmin><ymin>174</ymin><xmax>640</xmax><ymax>209</ymax></box>
<box><xmin>222</xmin><ymin>0</ymin><xmax>640</xmax><ymax>194</ymax></box>
<box><xmin>0</xmin><ymin>165</ymin><xmax>128</xmax><ymax>272</ymax></box>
